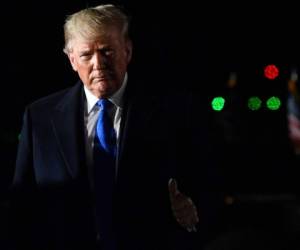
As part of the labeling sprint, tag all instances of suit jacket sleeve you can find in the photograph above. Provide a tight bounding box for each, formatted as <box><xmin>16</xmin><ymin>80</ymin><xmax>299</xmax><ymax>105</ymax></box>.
<box><xmin>9</xmin><ymin>106</ymin><xmax>37</xmax><ymax>249</ymax></box>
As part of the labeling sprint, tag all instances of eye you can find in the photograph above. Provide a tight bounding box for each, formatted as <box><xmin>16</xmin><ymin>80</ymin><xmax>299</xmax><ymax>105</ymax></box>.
<box><xmin>79</xmin><ymin>52</ymin><xmax>92</xmax><ymax>60</ymax></box>
<box><xmin>101</xmin><ymin>48</ymin><xmax>114</xmax><ymax>57</ymax></box>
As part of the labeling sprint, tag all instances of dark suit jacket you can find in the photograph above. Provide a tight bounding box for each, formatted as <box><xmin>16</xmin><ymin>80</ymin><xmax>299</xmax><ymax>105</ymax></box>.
<box><xmin>9</xmin><ymin>77</ymin><xmax>224</xmax><ymax>250</ymax></box>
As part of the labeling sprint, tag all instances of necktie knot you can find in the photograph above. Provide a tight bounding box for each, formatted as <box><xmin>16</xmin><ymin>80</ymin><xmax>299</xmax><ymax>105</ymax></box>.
<box><xmin>96</xmin><ymin>99</ymin><xmax>112</xmax><ymax>111</ymax></box>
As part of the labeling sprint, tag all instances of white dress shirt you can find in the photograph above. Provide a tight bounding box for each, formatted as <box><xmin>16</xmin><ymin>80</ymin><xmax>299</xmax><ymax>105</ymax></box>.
<box><xmin>83</xmin><ymin>73</ymin><xmax>127</xmax><ymax>184</ymax></box>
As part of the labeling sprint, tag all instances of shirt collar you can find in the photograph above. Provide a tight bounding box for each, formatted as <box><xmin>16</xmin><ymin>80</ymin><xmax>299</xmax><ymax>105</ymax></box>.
<box><xmin>84</xmin><ymin>72</ymin><xmax>128</xmax><ymax>114</ymax></box>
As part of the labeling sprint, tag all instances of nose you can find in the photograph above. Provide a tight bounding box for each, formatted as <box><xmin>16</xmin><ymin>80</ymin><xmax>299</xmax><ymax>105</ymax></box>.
<box><xmin>92</xmin><ymin>52</ymin><xmax>107</xmax><ymax>70</ymax></box>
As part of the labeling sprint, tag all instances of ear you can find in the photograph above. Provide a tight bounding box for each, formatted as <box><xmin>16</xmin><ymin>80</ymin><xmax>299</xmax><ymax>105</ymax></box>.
<box><xmin>68</xmin><ymin>52</ymin><xmax>78</xmax><ymax>72</ymax></box>
<box><xmin>125</xmin><ymin>39</ymin><xmax>133</xmax><ymax>64</ymax></box>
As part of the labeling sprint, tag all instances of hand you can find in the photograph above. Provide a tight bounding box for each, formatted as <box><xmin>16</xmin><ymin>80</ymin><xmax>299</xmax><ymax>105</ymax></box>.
<box><xmin>288</xmin><ymin>114</ymin><xmax>300</xmax><ymax>153</ymax></box>
<box><xmin>168</xmin><ymin>178</ymin><xmax>199</xmax><ymax>232</ymax></box>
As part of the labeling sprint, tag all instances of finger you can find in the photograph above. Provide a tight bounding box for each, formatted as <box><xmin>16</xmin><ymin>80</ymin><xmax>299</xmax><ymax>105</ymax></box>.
<box><xmin>174</xmin><ymin>208</ymin><xmax>198</xmax><ymax>225</ymax></box>
<box><xmin>168</xmin><ymin>178</ymin><xmax>179</xmax><ymax>199</ymax></box>
<box><xmin>171</xmin><ymin>196</ymin><xmax>195</xmax><ymax>212</ymax></box>
<box><xmin>186</xmin><ymin>226</ymin><xmax>197</xmax><ymax>233</ymax></box>
<box><xmin>173</xmin><ymin>204</ymin><xmax>199</xmax><ymax>226</ymax></box>
<box><xmin>176</xmin><ymin>211</ymin><xmax>198</xmax><ymax>228</ymax></box>
<box><xmin>179</xmin><ymin>219</ymin><xmax>198</xmax><ymax>232</ymax></box>
<box><xmin>172</xmin><ymin>199</ymin><xmax>192</xmax><ymax>212</ymax></box>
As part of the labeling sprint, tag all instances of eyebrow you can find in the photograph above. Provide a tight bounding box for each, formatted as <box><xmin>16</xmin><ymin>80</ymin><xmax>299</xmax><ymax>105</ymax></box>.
<box><xmin>79</xmin><ymin>47</ymin><xmax>92</xmax><ymax>52</ymax></box>
<box><xmin>78</xmin><ymin>49</ymin><xmax>92</xmax><ymax>54</ymax></box>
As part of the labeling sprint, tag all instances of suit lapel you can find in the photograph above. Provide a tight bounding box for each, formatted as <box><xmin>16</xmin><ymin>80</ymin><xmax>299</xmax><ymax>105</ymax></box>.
<box><xmin>51</xmin><ymin>82</ymin><xmax>85</xmax><ymax>179</ymax></box>
<box><xmin>117</xmin><ymin>87</ymin><xmax>161</xmax><ymax>170</ymax></box>
<box><xmin>49</xmin><ymin>79</ymin><xmax>162</xmax><ymax>179</ymax></box>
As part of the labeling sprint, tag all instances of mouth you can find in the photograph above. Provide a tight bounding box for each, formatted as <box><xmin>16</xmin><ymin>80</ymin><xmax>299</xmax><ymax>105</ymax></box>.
<box><xmin>91</xmin><ymin>71</ymin><xmax>113</xmax><ymax>81</ymax></box>
<box><xmin>92</xmin><ymin>78</ymin><xmax>109</xmax><ymax>87</ymax></box>
<box><xmin>93</xmin><ymin>76</ymin><xmax>107</xmax><ymax>81</ymax></box>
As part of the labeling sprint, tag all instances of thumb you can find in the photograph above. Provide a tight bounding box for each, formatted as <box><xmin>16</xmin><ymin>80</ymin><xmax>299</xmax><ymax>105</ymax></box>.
<box><xmin>168</xmin><ymin>178</ymin><xmax>179</xmax><ymax>198</ymax></box>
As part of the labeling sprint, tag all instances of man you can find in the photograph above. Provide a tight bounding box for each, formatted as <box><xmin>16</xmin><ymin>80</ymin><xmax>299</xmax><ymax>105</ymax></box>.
<box><xmin>10</xmin><ymin>4</ymin><xmax>223</xmax><ymax>250</ymax></box>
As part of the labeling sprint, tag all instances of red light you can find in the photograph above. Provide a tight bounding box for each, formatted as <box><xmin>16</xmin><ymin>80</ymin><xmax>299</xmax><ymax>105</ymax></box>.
<box><xmin>264</xmin><ymin>64</ymin><xmax>279</xmax><ymax>80</ymax></box>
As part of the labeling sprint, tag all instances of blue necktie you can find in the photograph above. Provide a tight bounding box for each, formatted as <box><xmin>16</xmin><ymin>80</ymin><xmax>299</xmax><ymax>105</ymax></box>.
<box><xmin>95</xmin><ymin>99</ymin><xmax>117</xmax><ymax>156</ymax></box>
<box><xmin>94</xmin><ymin>99</ymin><xmax>117</xmax><ymax>250</ymax></box>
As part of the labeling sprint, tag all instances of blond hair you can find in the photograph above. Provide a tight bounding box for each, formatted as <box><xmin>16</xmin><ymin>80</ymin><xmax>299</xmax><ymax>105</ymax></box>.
<box><xmin>63</xmin><ymin>4</ymin><xmax>130</xmax><ymax>54</ymax></box>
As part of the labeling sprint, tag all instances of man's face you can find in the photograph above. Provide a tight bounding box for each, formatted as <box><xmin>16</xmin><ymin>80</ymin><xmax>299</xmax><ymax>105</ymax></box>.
<box><xmin>68</xmin><ymin>27</ymin><xmax>132</xmax><ymax>98</ymax></box>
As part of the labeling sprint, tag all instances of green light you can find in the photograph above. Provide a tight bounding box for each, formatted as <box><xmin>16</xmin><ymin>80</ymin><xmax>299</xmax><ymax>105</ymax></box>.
<box><xmin>18</xmin><ymin>133</ymin><xmax>21</xmax><ymax>141</ymax></box>
<box><xmin>266</xmin><ymin>96</ymin><xmax>281</xmax><ymax>110</ymax></box>
<box><xmin>211</xmin><ymin>97</ymin><xmax>225</xmax><ymax>111</ymax></box>
<box><xmin>248</xmin><ymin>96</ymin><xmax>262</xmax><ymax>110</ymax></box>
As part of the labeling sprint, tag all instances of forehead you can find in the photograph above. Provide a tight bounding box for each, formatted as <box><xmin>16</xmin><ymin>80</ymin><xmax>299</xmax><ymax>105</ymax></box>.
<box><xmin>71</xmin><ymin>28</ymin><xmax>125</xmax><ymax>51</ymax></box>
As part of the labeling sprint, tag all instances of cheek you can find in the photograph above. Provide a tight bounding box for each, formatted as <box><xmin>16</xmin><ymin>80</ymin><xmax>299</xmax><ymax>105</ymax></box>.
<box><xmin>116</xmin><ymin>56</ymin><xmax>129</xmax><ymax>70</ymax></box>
<box><xmin>78</xmin><ymin>63</ymin><xmax>92</xmax><ymax>73</ymax></box>
<box><xmin>77</xmin><ymin>66</ymin><xmax>92</xmax><ymax>81</ymax></box>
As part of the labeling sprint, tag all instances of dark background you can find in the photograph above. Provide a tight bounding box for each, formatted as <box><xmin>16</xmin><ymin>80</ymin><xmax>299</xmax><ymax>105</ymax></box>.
<box><xmin>1</xmin><ymin>0</ymin><xmax>300</xmax><ymax>247</ymax></box>
<box><xmin>1</xmin><ymin>0</ymin><xmax>299</xmax><ymax>191</ymax></box>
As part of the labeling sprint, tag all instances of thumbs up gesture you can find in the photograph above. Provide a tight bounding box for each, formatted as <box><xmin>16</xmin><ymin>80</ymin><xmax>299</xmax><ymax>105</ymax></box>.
<box><xmin>168</xmin><ymin>178</ymin><xmax>199</xmax><ymax>232</ymax></box>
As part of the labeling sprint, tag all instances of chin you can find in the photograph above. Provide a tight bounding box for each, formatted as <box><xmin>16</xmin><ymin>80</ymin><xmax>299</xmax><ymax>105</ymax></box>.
<box><xmin>97</xmin><ymin>88</ymin><xmax>113</xmax><ymax>98</ymax></box>
<box><xmin>90</xmin><ymin>82</ymin><xmax>107</xmax><ymax>95</ymax></box>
